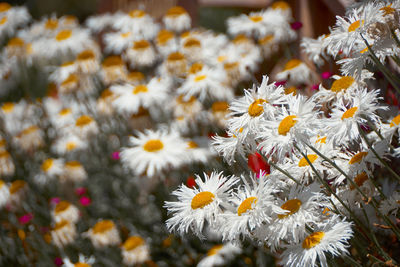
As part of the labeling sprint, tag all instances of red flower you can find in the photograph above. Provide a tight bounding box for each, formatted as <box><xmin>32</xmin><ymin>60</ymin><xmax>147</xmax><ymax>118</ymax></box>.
<box><xmin>248</xmin><ymin>152</ymin><xmax>270</xmax><ymax>177</ymax></box>
<box><xmin>186</xmin><ymin>176</ymin><xmax>196</xmax><ymax>188</ymax></box>
<box><xmin>19</xmin><ymin>213</ymin><xmax>33</xmax><ymax>225</ymax></box>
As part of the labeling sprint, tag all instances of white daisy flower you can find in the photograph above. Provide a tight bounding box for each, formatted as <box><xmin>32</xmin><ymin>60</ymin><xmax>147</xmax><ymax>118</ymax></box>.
<box><xmin>100</xmin><ymin>55</ymin><xmax>128</xmax><ymax>85</ymax></box>
<box><xmin>165</xmin><ymin>172</ymin><xmax>238</xmax><ymax>237</ymax></box>
<box><xmin>227</xmin><ymin>10</ymin><xmax>270</xmax><ymax>39</ymax></box>
<box><xmin>0</xmin><ymin>150</ymin><xmax>15</xmax><ymax>177</ymax></box>
<box><xmin>7</xmin><ymin>180</ymin><xmax>28</xmax><ymax>211</ymax></box>
<box><xmin>73</xmin><ymin>114</ymin><xmax>98</xmax><ymax>138</ymax></box>
<box><xmin>63</xmin><ymin>254</ymin><xmax>95</xmax><ymax>267</ymax></box>
<box><xmin>51</xmin><ymin>220</ymin><xmax>77</xmax><ymax>248</ymax></box>
<box><xmin>85</xmin><ymin>12</ymin><xmax>118</xmax><ymax>33</ymax></box>
<box><xmin>51</xmin><ymin>133</ymin><xmax>87</xmax><ymax>155</ymax></box>
<box><xmin>256</xmin><ymin>183</ymin><xmax>327</xmax><ymax>251</ymax></box>
<box><xmin>103</xmin><ymin>30</ymin><xmax>134</xmax><ymax>54</ymax></box>
<box><xmin>276</xmin><ymin>59</ymin><xmax>313</xmax><ymax>85</ymax></box>
<box><xmin>121</xmin><ymin>236</ymin><xmax>150</xmax><ymax>266</ymax></box>
<box><xmin>280</xmin><ymin>216</ymin><xmax>353</xmax><ymax>267</ymax></box>
<box><xmin>163</xmin><ymin>6</ymin><xmax>191</xmax><ymax>33</ymax></box>
<box><xmin>218</xmin><ymin>173</ymin><xmax>284</xmax><ymax>242</ymax></box>
<box><xmin>61</xmin><ymin>161</ymin><xmax>87</xmax><ymax>183</ymax></box>
<box><xmin>125</xmin><ymin>39</ymin><xmax>157</xmax><ymax>68</ymax></box>
<box><xmin>13</xmin><ymin>125</ymin><xmax>44</xmax><ymax>152</ymax></box>
<box><xmin>324</xmin><ymin>88</ymin><xmax>386</xmax><ymax>146</ymax></box>
<box><xmin>120</xmin><ymin>129</ymin><xmax>187</xmax><ymax>177</ymax></box>
<box><xmin>113</xmin><ymin>10</ymin><xmax>159</xmax><ymax>40</ymax></box>
<box><xmin>178</xmin><ymin>66</ymin><xmax>232</xmax><ymax>101</ymax></box>
<box><xmin>38</xmin><ymin>158</ymin><xmax>64</xmax><ymax>182</ymax></box>
<box><xmin>258</xmin><ymin>95</ymin><xmax>321</xmax><ymax>161</ymax></box>
<box><xmin>112</xmin><ymin>77</ymin><xmax>170</xmax><ymax>115</ymax></box>
<box><xmin>85</xmin><ymin>219</ymin><xmax>121</xmax><ymax>248</ymax></box>
<box><xmin>229</xmin><ymin>75</ymin><xmax>288</xmax><ymax>134</ymax></box>
<box><xmin>155</xmin><ymin>29</ymin><xmax>179</xmax><ymax>57</ymax></box>
<box><xmin>52</xmin><ymin>200</ymin><xmax>80</xmax><ymax>223</ymax></box>
<box><xmin>197</xmin><ymin>243</ymin><xmax>241</xmax><ymax>267</ymax></box>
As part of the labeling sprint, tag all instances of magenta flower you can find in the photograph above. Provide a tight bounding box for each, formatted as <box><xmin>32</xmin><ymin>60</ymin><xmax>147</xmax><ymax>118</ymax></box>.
<box><xmin>54</xmin><ymin>257</ymin><xmax>63</xmax><ymax>266</ymax></box>
<box><xmin>80</xmin><ymin>196</ymin><xmax>91</xmax><ymax>206</ymax></box>
<box><xmin>291</xmin><ymin>21</ymin><xmax>302</xmax><ymax>30</ymax></box>
<box><xmin>111</xmin><ymin>151</ymin><xmax>120</xmax><ymax>160</ymax></box>
<box><xmin>50</xmin><ymin>197</ymin><xmax>60</xmax><ymax>205</ymax></box>
<box><xmin>75</xmin><ymin>187</ymin><xmax>87</xmax><ymax>196</ymax></box>
<box><xmin>19</xmin><ymin>213</ymin><xmax>33</xmax><ymax>225</ymax></box>
<box><xmin>321</xmin><ymin>71</ymin><xmax>332</xmax><ymax>79</ymax></box>
<box><xmin>275</xmin><ymin>80</ymin><xmax>287</xmax><ymax>87</ymax></box>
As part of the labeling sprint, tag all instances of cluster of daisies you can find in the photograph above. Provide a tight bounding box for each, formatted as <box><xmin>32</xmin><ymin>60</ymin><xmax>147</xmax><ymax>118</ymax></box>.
<box><xmin>0</xmin><ymin>1</ymin><xmax>304</xmax><ymax>266</ymax></box>
<box><xmin>166</xmin><ymin>1</ymin><xmax>400</xmax><ymax>267</ymax></box>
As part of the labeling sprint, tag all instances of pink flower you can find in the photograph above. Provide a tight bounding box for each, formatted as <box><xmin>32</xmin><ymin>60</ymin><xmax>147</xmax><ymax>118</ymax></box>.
<box><xmin>291</xmin><ymin>21</ymin><xmax>302</xmax><ymax>30</ymax></box>
<box><xmin>75</xmin><ymin>187</ymin><xmax>87</xmax><ymax>196</ymax></box>
<box><xmin>19</xmin><ymin>213</ymin><xmax>33</xmax><ymax>225</ymax></box>
<box><xmin>54</xmin><ymin>257</ymin><xmax>63</xmax><ymax>266</ymax></box>
<box><xmin>50</xmin><ymin>197</ymin><xmax>60</xmax><ymax>205</ymax></box>
<box><xmin>80</xmin><ymin>196</ymin><xmax>91</xmax><ymax>206</ymax></box>
<box><xmin>321</xmin><ymin>71</ymin><xmax>332</xmax><ymax>79</ymax></box>
<box><xmin>111</xmin><ymin>151</ymin><xmax>120</xmax><ymax>160</ymax></box>
<box><xmin>275</xmin><ymin>80</ymin><xmax>286</xmax><ymax>87</ymax></box>
<box><xmin>311</xmin><ymin>84</ymin><xmax>320</xmax><ymax>91</ymax></box>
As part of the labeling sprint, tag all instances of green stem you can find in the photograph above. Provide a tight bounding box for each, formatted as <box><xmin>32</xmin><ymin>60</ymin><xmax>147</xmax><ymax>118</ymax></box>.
<box><xmin>258</xmin><ymin>152</ymin><xmax>301</xmax><ymax>186</ymax></box>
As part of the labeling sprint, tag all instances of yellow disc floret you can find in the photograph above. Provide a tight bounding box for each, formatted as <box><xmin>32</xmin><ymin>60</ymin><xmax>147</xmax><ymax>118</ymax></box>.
<box><xmin>330</xmin><ymin>76</ymin><xmax>354</xmax><ymax>92</ymax></box>
<box><xmin>248</xmin><ymin>99</ymin><xmax>267</xmax><ymax>117</ymax></box>
<box><xmin>278</xmin><ymin>199</ymin><xmax>302</xmax><ymax>219</ymax></box>
<box><xmin>341</xmin><ymin>107</ymin><xmax>358</xmax><ymax>120</ymax></box>
<box><xmin>302</xmin><ymin>231</ymin><xmax>325</xmax><ymax>249</ymax></box>
<box><xmin>298</xmin><ymin>154</ymin><xmax>318</xmax><ymax>167</ymax></box>
<box><xmin>191</xmin><ymin>191</ymin><xmax>215</xmax><ymax>210</ymax></box>
<box><xmin>143</xmin><ymin>139</ymin><xmax>164</xmax><ymax>152</ymax></box>
<box><xmin>237</xmin><ymin>197</ymin><xmax>258</xmax><ymax>216</ymax></box>
<box><xmin>278</xmin><ymin>115</ymin><xmax>297</xmax><ymax>135</ymax></box>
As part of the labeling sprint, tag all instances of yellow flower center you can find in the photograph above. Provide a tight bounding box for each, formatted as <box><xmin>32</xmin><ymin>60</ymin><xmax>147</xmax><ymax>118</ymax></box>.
<box><xmin>133</xmin><ymin>40</ymin><xmax>150</xmax><ymax>50</ymax></box>
<box><xmin>123</xmin><ymin>236</ymin><xmax>144</xmax><ymax>251</ymax></box>
<box><xmin>350</xmin><ymin>172</ymin><xmax>368</xmax><ymax>190</ymax></box>
<box><xmin>45</xmin><ymin>19</ymin><xmax>58</xmax><ymax>30</ymax></box>
<box><xmin>143</xmin><ymin>139</ymin><xmax>164</xmax><ymax>152</ymax></box>
<box><xmin>360</xmin><ymin>47</ymin><xmax>368</xmax><ymax>54</ymax></box>
<box><xmin>0</xmin><ymin>180</ymin><xmax>4</xmax><ymax>188</ymax></box>
<box><xmin>302</xmin><ymin>231</ymin><xmax>325</xmax><ymax>249</ymax></box>
<box><xmin>61</xmin><ymin>74</ymin><xmax>78</xmax><ymax>86</ymax></box>
<box><xmin>249</xmin><ymin>15</ymin><xmax>263</xmax><ymax>22</ymax></box>
<box><xmin>55</xmin><ymin>201</ymin><xmax>70</xmax><ymax>214</ymax></box>
<box><xmin>189</xmin><ymin>63</ymin><xmax>203</xmax><ymax>74</ymax></box>
<box><xmin>315</xmin><ymin>136</ymin><xmax>326</xmax><ymax>144</ymax></box>
<box><xmin>0</xmin><ymin>2</ymin><xmax>11</xmax><ymax>12</ymax></box>
<box><xmin>66</xmin><ymin>142</ymin><xmax>77</xmax><ymax>151</ymax></box>
<box><xmin>0</xmin><ymin>16</ymin><xmax>7</xmax><ymax>25</ymax></box>
<box><xmin>59</xmin><ymin>108</ymin><xmax>71</xmax><ymax>116</ymax></box>
<box><xmin>278</xmin><ymin>115</ymin><xmax>297</xmax><ymax>135</ymax></box>
<box><xmin>129</xmin><ymin>10</ymin><xmax>145</xmax><ymax>18</ymax></box>
<box><xmin>166</xmin><ymin>6</ymin><xmax>187</xmax><ymax>17</ymax></box>
<box><xmin>348</xmin><ymin>20</ymin><xmax>364</xmax><ymax>32</ymax></box>
<box><xmin>21</xmin><ymin>125</ymin><xmax>39</xmax><ymax>135</ymax></box>
<box><xmin>271</xmin><ymin>1</ymin><xmax>290</xmax><ymax>10</ymax></box>
<box><xmin>298</xmin><ymin>154</ymin><xmax>318</xmax><ymax>167</ymax></box>
<box><xmin>167</xmin><ymin>52</ymin><xmax>185</xmax><ymax>61</ymax></box>
<box><xmin>330</xmin><ymin>76</ymin><xmax>354</xmax><ymax>92</ymax></box>
<box><xmin>103</xmin><ymin>56</ymin><xmax>123</xmax><ymax>67</ymax></box>
<box><xmin>1</xmin><ymin>102</ymin><xmax>14</xmax><ymax>113</ymax></box>
<box><xmin>191</xmin><ymin>191</ymin><xmax>215</xmax><ymax>209</ymax></box>
<box><xmin>380</xmin><ymin>4</ymin><xmax>395</xmax><ymax>16</ymax></box>
<box><xmin>224</xmin><ymin>62</ymin><xmax>239</xmax><ymax>70</ymax></box>
<box><xmin>259</xmin><ymin>35</ymin><xmax>274</xmax><ymax>45</ymax></box>
<box><xmin>183</xmin><ymin>38</ymin><xmax>201</xmax><ymax>48</ymax></box>
<box><xmin>120</xmin><ymin>32</ymin><xmax>131</xmax><ymax>38</ymax></box>
<box><xmin>237</xmin><ymin>197</ymin><xmax>258</xmax><ymax>216</ymax></box>
<box><xmin>349</xmin><ymin>151</ymin><xmax>368</xmax><ymax>165</ymax></box>
<box><xmin>157</xmin><ymin>30</ymin><xmax>174</xmax><ymax>45</ymax></box>
<box><xmin>207</xmin><ymin>244</ymin><xmax>223</xmax><ymax>256</ymax></box>
<box><xmin>187</xmin><ymin>141</ymin><xmax>199</xmax><ymax>149</ymax></box>
<box><xmin>53</xmin><ymin>220</ymin><xmax>69</xmax><ymax>230</ymax></box>
<box><xmin>211</xmin><ymin>101</ymin><xmax>229</xmax><ymax>113</ymax></box>
<box><xmin>74</xmin><ymin>263</ymin><xmax>90</xmax><ymax>267</ymax></box>
<box><xmin>10</xmin><ymin>180</ymin><xmax>26</xmax><ymax>194</ymax></box>
<box><xmin>55</xmin><ymin>30</ymin><xmax>72</xmax><ymax>41</ymax></box>
<box><xmin>93</xmin><ymin>220</ymin><xmax>114</xmax><ymax>234</ymax></box>
<box><xmin>341</xmin><ymin>107</ymin><xmax>358</xmax><ymax>120</ymax></box>
<box><xmin>7</xmin><ymin>37</ymin><xmax>25</xmax><ymax>47</ymax></box>
<box><xmin>278</xmin><ymin>199</ymin><xmax>302</xmax><ymax>219</ymax></box>
<box><xmin>132</xmin><ymin>84</ymin><xmax>148</xmax><ymax>94</ymax></box>
<box><xmin>194</xmin><ymin>74</ymin><xmax>206</xmax><ymax>82</ymax></box>
<box><xmin>284</xmin><ymin>86</ymin><xmax>297</xmax><ymax>95</ymax></box>
<box><xmin>128</xmin><ymin>71</ymin><xmax>144</xmax><ymax>81</ymax></box>
<box><xmin>76</xmin><ymin>115</ymin><xmax>93</xmax><ymax>127</ymax></box>
<box><xmin>233</xmin><ymin>34</ymin><xmax>250</xmax><ymax>44</ymax></box>
<box><xmin>77</xmin><ymin>50</ymin><xmax>95</xmax><ymax>61</ymax></box>
<box><xmin>0</xmin><ymin>151</ymin><xmax>9</xmax><ymax>158</ymax></box>
<box><xmin>248</xmin><ymin>99</ymin><xmax>267</xmax><ymax>117</ymax></box>
<box><xmin>283</xmin><ymin>59</ymin><xmax>302</xmax><ymax>71</ymax></box>
<box><xmin>41</xmin><ymin>159</ymin><xmax>54</xmax><ymax>172</ymax></box>
<box><xmin>390</xmin><ymin>114</ymin><xmax>400</xmax><ymax>127</ymax></box>
<box><xmin>65</xmin><ymin>161</ymin><xmax>81</xmax><ymax>168</ymax></box>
